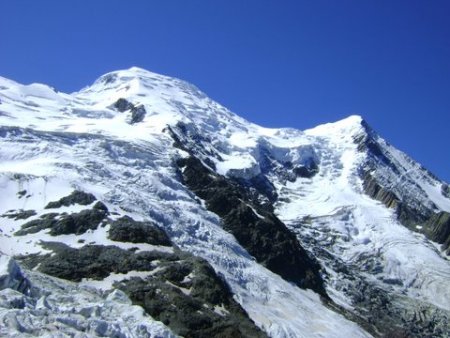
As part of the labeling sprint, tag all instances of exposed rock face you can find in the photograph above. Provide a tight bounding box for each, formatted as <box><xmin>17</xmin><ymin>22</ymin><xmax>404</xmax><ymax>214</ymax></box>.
<box><xmin>363</xmin><ymin>172</ymin><xmax>450</xmax><ymax>254</ymax></box>
<box><xmin>362</xmin><ymin>171</ymin><xmax>400</xmax><ymax>210</ymax></box>
<box><xmin>166</xmin><ymin>122</ymin><xmax>221</xmax><ymax>169</ymax></box>
<box><xmin>45</xmin><ymin>190</ymin><xmax>97</xmax><ymax>209</ymax></box>
<box><xmin>108</xmin><ymin>215</ymin><xmax>172</xmax><ymax>246</ymax></box>
<box><xmin>22</xmin><ymin>243</ymin><xmax>172</xmax><ymax>281</ymax></box>
<box><xmin>167</xmin><ymin>122</ymin><xmax>320</xmax><ymax>205</ymax></box>
<box><xmin>12</xmin><ymin>203</ymin><xmax>265</xmax><ymax>338</ymax></box>
<box><xmin>1</xmin><ymin>209</ymin><xmax>36</xmax><ymax>220</ymax></box>
<box><xmin>14</xmin><ymin>213</ymin><xmax>59</xmax><ymax>236</ymax></box>
<box><xmin>15</xmin><ymin>201</ymin><xmax>109</xmax><ymax>236</ymax></box>
<box><xmin>116</xmin><ymin>257</ymin><xmax>267</xmax><ymax>338</ymax></box>
<box><xmin>425</xmin><ymin>211</ymin><xmax>450</xmax><ymax>255</ymax></box>
<box><xmin>7</xmin><ymin>187</ymin><xmax>267</xmax><ymax>336</ymax></box>
<box><xmin>233</xmin><ymin>174</ymin><xmax>278</xmax><ymax>211</ymax></box>
<box><xmin>113</xmin><ymin>98</ymin><xmax>147</xmax><ymax>124</ymax></box>
<box><xmin>2</xmin><ymin>68</ymin><xmax>450</xmax><ymax>337</ymax></box>
<box><xmin>355</xmin><ymin>121</ymin><xmax>450</xmax><ymax>254</ymax></box>
<box><xmin>361</xmin><ymin>171</ymin><xmax>428</xmax><ymax>227</ymax></box>
<box><xmin>113</xmin><ymin>98</ymin><xmax>134</xmax><ymax>112</ymax></box>
<box><xmin>177</xmin><ymin>156</ymin><xmax>327</xmax><ymax>297</ymax></box>
<box><xmin>130</xmin><ymin>104</ymin><xmax>147</xmax><ymax>124</ymax></box>
<box><xmin>17</xmin><ymin>242</ymin><xmax>265</xmax><ymax>337</ymax></box>
<box><xmin>441</xmin><ymin>183</ymin><xmax>450</xmax><ymax>198</ymax></box>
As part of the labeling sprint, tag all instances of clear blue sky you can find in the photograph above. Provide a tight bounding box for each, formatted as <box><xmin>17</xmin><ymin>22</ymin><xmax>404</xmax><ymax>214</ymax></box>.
<box><xmin>1</xmin><ymin>1</ymin><xmax>449</xmax><ymax>181</ymax></box>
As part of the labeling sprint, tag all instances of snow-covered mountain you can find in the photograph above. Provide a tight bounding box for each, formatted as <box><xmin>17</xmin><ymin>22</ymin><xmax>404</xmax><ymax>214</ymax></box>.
<box><xmin>0</xmin><ymin>67</ymin><xmax>449</xmax><ymax>337</ymax></box>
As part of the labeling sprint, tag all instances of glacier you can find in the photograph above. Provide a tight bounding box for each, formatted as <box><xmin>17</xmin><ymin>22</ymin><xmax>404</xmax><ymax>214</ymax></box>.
<box><xmin>0</xmin><ymin>67</ymin><xmax>449</xmax><ymax>337</ymax></box>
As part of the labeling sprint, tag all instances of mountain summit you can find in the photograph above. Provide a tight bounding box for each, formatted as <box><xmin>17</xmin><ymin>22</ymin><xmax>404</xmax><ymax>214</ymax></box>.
<box><xmin>0</xmin><ymin>68</ymin><xmax>449</xmax><ymax>337</ymax></box>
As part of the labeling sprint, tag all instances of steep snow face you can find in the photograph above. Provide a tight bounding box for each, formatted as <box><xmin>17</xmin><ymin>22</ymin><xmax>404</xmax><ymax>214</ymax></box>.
<box><xmin>1</xmin><ymin>68</ymin><xmax>249</xmax><ymax>140</ymax></box>
<box><xmin>361</xmin><ymin>122</ymin><xmax>450</xmax><ymax>214</ymax></box>
<box><xmin>0</xmin><ymin>68</ymin><xmax>372</xmax><ymax>337</ymax></box>
<box><xmin>0</xmin><ymin>67</ymin><xmax>449</xmax><ymax>337</ymax></box>
<box><xmin>0</xmin><ymin>68</ymin><xmax>317</xmax><ymax>182</ymax></box>
<box><xmin>272</xmin><ymin>115</ymin><xmax>450</xmax><ymax>335</ymax></box>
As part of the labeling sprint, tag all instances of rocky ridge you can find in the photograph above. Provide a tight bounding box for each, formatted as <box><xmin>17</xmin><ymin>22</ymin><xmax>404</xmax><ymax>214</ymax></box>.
<box><xmin>0</xmin><ymin>68</ymin><xmax>449</xmax><ymax>337</ymax></box>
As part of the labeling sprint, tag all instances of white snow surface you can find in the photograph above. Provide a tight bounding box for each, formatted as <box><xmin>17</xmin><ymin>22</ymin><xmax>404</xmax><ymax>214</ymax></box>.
<box><xmin>276</xmin><ymin>118</ymin><xmax>450</xmax><ymax>313</ymax></box>
<box><xmin>0</xmin><ymin>252</ymin><xmax>177</xmax><ymax>338</ymax></box>
<box><xmin>0</xmin><ymin>67</ymin><xmax>449</xmax><ymax>337</ymax></box>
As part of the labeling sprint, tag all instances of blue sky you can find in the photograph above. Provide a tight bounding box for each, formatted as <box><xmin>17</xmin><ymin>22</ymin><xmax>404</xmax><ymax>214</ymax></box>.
<box><xmin>1</xmin><ymin>1</ymin><xmax>449</xmax><ymax>181</ymax></box>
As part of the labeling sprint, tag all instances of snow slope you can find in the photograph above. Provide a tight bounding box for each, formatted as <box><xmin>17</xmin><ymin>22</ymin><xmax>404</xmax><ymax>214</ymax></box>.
<box><xmin>278</xmin><ymin>117</ymin><xmax>450</xmax><ymax>311</ymax></box>
<box><xmin>0</xmin><ymin>67</ymin><xmax>449</xmax><ymax>337</ymax></box>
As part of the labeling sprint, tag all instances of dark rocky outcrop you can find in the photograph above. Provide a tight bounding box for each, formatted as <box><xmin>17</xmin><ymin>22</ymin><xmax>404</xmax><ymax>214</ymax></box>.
<box><xmin>116</xmin><ymin>257</ymin><xmax>267</xmax><ymax>338</ymax></box>
<box><xmin>233</xmin><ymin>174</ymin><xmax>278</xmax><ymax>211</ymax></box>
<box><xmin>360</xmin><ymin>173</ymin><xmax>392</xmax><ymax>205</ymax></box>
<box><xmin>362</xmin><ymin>172</ymin><xmax>425</xmax><ymax>224</ymax></box>
<box><xmin>45</xmin><ymin>190</ymin><xmax>97</xmax><ymax>209</ymax></box>
<box><xmin>361</xmin><ymin>170</ymin><xmax>450</xmax><ymax>253</ymax></box>
<box><xmin>355</xmin><ymin>121</ymin><xmax>396</xmax><ymax>170</ymax></box>
<box><xmin>113</xmin><ymin>98</ymin><xmax>134</xmax><ymax>112</ymax></box>
<box><xmin>130</xmin><ymin>104</ymin><xmax>146</xmax><ymax>124</ymax></box>
<box><xmin>15</xmin><ymin>202</ymin><xmax>108</xmax><ymax>236</ymax></box>
<box><xmin>177</xmin><ymin>156</ymin><xmax>327</xmax><ymax>297</ymax></box>
<box><xmin>49</xmin><ymin>202</ymin><xmax>108</xmax><ymax>236</ymax></box>
<box><xmin>361</xmin><ymin>170</ymin><xmax>450</xmax><ymax>254</ymax></box>
<box><xmin>17</xmin><ymin>240</ymin><xmax>266</xmax><ymax>338</ymax></box>
<box><xmin>17</xmin><ymin>190</ymin><xmax>27</xmax><ymax>198</ymax></box>
<box><xmin>167</xmin><ymin>122</ymin><xmax>319</xmax><ymax>210</ymax></box>
<box><xmin>23</xmin><ymin>243</ymin><xmax>171</xmax><ymax>282</ymax></box>
<box><xmin>1</xmin><ymin>209</ymin><xmax>36</xmax><ymax>220</ymax></box>
<box><xmin>424</xmin><ymin>211</ymin><xmax>450</xmax><ymax>255</ymax></box>
<box><xmin>113</xmin><ymin>98</ymin><xmax>146</xmax><ymax>124</ymax></box>
<box><xmin>355</xmin><ymin>123</ymin><xmax>450</xmax><ymax>254</ymax></box>
<box><xmin>441</xmin><ymin>184</ymin><xmax>450</xmax><ymax>198</ymax></box>
<box><xmin>14</xmin><ymin>213</ymin><xmax>59</xmax><ymax>236</ymax></box>
<box><xmin>108</xmin><ymin>215</ymin><xmax>172</xmax><ymax>246</ymax></box>
<box><xmin>166</xmin><ymin>123</ymin><xmax>221</xmax><ymax>169</ymax></box>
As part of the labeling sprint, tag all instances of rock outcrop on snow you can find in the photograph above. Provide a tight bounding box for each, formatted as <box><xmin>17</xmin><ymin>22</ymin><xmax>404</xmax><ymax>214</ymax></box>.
<box><xmin>0</xmin><ymin>68</ymin><xmax>449</xmax><ymax>337</ymax></box>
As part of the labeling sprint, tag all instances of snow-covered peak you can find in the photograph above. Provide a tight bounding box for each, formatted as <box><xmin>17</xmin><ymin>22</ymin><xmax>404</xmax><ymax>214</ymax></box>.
<box><xmin>79</xmin><ymin>67</ymin><xmax>183</xmax><ymax>94</ymax></box>
<box><xmin>1</xmin><ymin>66</ymin><xmax>448</xmax><ymax>225</ymax></box>
<box><xmin>0</xmin><ymin>75</ymin><xmax>20</xmax><ymax>88</ymax></box>
<box><xmin>1</xmin><ymin>67</ymin><xmax>450</xmax><ymax>337</ymax></box>
<box><xmin>305</xmin><ymin>115</ymin><xmax>365</xmax><ymax>139</ymax></box>
<box><xmin>95</xmin><ymin>66</ymin><xmax>177</xmax><ymax>84</ymax></box>
<box><xmin>75</xmin><ymin>66</ymin><xmax>213</xmax><ymax>111</ymax></box>
<box><xmin>0</xmin><ymin>67</ymin><xmax>253</xmax><ymax>142</ymax></box>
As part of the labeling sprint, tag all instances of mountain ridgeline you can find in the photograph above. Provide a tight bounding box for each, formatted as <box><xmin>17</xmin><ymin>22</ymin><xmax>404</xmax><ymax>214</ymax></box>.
<box><xmin>0</xmin><ymin>68</ymin><xmax>449</xmax><ymax>337</ymax></box>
